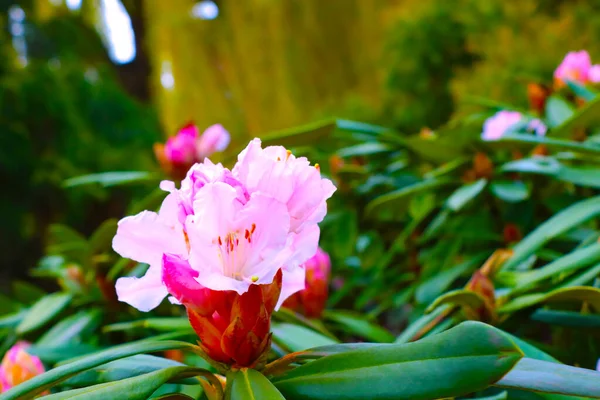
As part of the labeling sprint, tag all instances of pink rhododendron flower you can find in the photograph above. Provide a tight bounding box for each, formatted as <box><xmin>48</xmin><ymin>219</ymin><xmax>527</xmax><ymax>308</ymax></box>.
<box><xmin>589</xmin><ymin>65</ymin><xmax>600</xmax><ymax>83</ymax></box>
<box><xmin>481</xmin><ymin>111</ymin><xmax>546</xmax><ymax>141</ymax></box>
<box><xmin>113</xmin><ymin>139</ymin><xmax>335</xmax><ymax>367</ymax></box>
<box><xmin>554</xmin><ymin>50</ymin><xmax>600</xmax><ymax>87</ymax></box>
<box><xmin>0</xmin><ymin>342</ymin><xmax>46</xmax><ymax>393</ymax></box>
<box><xmin>283</xmin><ymin>247</ymin><xmax>331</xmax><ymax>318</ymax></box>
<box><xmin>155</xmin><ymin>123</ymin><xmax>230</xmax><ymax>180</ymax></box>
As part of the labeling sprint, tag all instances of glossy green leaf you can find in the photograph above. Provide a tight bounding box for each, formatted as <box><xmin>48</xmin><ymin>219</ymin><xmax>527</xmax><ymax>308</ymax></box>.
<box><xmin>495</xmin><ymin>358</ymin><xmax>600</xmax><ymax>397</ymax></box>
<box><xmin>103</xmin><ymin>318</ymin><xmax>192</xmax><ymax>333</ymax></box>
<box><xmin>530</xmin><ymin>309</ymin><xmax>600</xmax><ymax>328</ymax></box>
<box><xmin>89</xmin><ymin>219</ymin><xmax>118</xmax><ymax>254</ymax></box>
<box><xmin>323</xmin><ymin>311</ymin><xmax>395</xmax><ymax>343</ymax></box>
<box><xmin>545</xmin><ymin>95</ymin><xmax>575</xmax><ymax>128</ymax></box>
<box><xmin>63</xmin><ymin>355</ymin><xmax>188</xmax><ymax>387</ymax></box>
<box><xmin>41</xmin><ymin>366</ymin><xmax>208</xmax><ymax>400</ymax></box>
<box><xmin>271</xmin><ymin>323</ymin><xmax>338</xmax><ymax>353</ymax></box>
<box><xmin>492</xmin><ymin>132</ymin><xmax>600</xmax><ymax>155</ymax></box>
<box><xmin>63</xmin><ymin>171</ymin><xmax>158</xmax><ymax>188</ymax></box>
<box><xmin>337</xmin><ymin>142</ymin><xmax>392</xmax><ymax>158</ymax></box>
<box><xmin>499</xmin><ymin>286</ymin><xmax>600</xmax><ymax>313</ymax></box>
<box><xmin>366</xmin><ymin>178</ymin><xmax>456</xmax><ymax>216</ymax></box>
<box><xmin>566</xmin><ymin>80</ymin><xmax>598</xmax><ymax>101</ymax></box>
<box><xmin>0</xmin><ymin>340</ymin><xmax>195</xmax><ymax>400</ymax></box>
<box><xmin>490</xmin><ymin>181</ymin><xmax>530</xmax><ymax>203</ymax></box>
<box><xmin>552</xmin><ymin>94</ymin><xmax>600</xmax><ymax>137</ymax></box>
<box><xmin>274</xmin><ymin>321</ymin><xmax>523</xmax><ymax>400</ymax></box>
<box><xmin>425</xmin><ymin>290</ymin><xmax>489</xmax><ymax>319</ymax></box>
<box><xmin>37</xmin><ymin>309</ymin><xmax>102</xmax><ymax>347</ymax></box>
<box><xmin>415</xmin><ymin>255</ymin><xmax>487</xmax><ymax>305</ymax></box>
<box><xmin>446</xmin><ymin>179</ymin><xmax>487</xmax><ymax>212</ymax></box>
<box><xmin>501</xmin><ymin>196</ymin><xmax>600</xmax><ymax>271</ymax></box>
<box><xmin>395</xmin><ymin>305</ymin><xmax>451</xmax><ymax>344</ymax></box>
<box><xmin>16</xmin><ymin>292</ymin><xmax>72</xmax><ymax>335</ymax></box>
<box><xmin>229</xmin><ymin>369</ymin><xmax>285</xmax><ymax>400</ymax></box>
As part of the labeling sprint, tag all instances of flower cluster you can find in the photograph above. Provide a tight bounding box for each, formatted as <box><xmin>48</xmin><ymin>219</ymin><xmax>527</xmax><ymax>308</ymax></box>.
<box><xmin>283</xmin><ymin>247</ymin><xmax>331</xmax><ymax>318</ymax></box>
<box><xmin>481</xmin><ymin>110</ymin><xmax>546</xmax><ymax>141</ymax></box>
<box><xmin>154</xmin><ymin>123</ymin><xmax>230</xmax><ymax>180</ymax></box>
<box><xmin>0</xmin><ymin>342</ymin><xmax>45</xmax><ymax>393</ymax></box>
<box><xmin>114</xmin><ymin>138</ymin><xmax>335</xmax><ymax>367</ymax></box>
<box><xmin>554</xmin><ymin>50</ymin><xmax>600</xmax><ymax>88</ymax></box>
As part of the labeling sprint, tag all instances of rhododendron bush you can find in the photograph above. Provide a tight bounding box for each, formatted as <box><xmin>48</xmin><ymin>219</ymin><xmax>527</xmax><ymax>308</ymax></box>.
<box><xmin>5</xmin><ymin>51</ymin><xmax>600</xmax><ymax>400</ymax></box>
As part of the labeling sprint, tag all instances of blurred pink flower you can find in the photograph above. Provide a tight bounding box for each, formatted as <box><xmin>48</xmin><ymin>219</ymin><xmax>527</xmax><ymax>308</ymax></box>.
<box><xmin>589</xmin><ymin>65</ymin><xmax>600</xmax><ymax>83</ymax></box>
<box><xmin>554</xmin><ymin>50</ymin><xmax>600</xmax><ymax>87</ymax></box>
<box><xmin>481</xmin><ymin>111</ymin><xmax>546</xmax><ymax>141</ymax></box>
<box><xmin>283</xmin><ymin>247</ymin><xmax>331</xmax><ymax>318</ymax></box>
<box><xmin>155</xmin><ymin>123</ymin><xmax>230</xmax><ymax>180</ymax></box>
<box><xmin>0</xmin><ymin>342</ymin><xmax>46</xmax><ymax>393</ymax></box>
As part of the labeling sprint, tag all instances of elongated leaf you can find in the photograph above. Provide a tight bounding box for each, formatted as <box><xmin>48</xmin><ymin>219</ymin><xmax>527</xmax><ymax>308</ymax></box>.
<box><xmin>36</xmin><ymin>309</ymin><xmax>102</xmax><ymax>347</ymax></box>
<box><xmin>492</xmin><ymin>133</ymin><xmax>600</xmax><ymax>155</ymax></box>
<box><xmin>41</xmin><ymin>366</ymin><xmax>208</xmax><ymax>400</ymax></box>
<box><xmin>229</xmin><ymin>369</ymin><xmax>285</xmax><ymax>400</ymax></box>
<box><xmin>490</xmin><ymin>181</ymin><xmax>530</xmax><ymax>203</ymax></box>
<box><xmin>366</xmin><ymin>178</ymin><xmax>456</xmax><ymax>216</ymax></box>
<box><xmin>260</xmin><ymin>119</ymin><xmax>335</xmax><ymax>147</ymax></box>
<box><xmin>552</xmin><ymin>94</ymin><xmax>600</xmax><ymax>137</ymax></box>
<box><xmin>103</xmin><ymin>318</ymin><xmax>192</xmax><ymax>333</ymax></box>
<box><xmin>446</xmin><ymin>179</ymin><xmax>487</xmax><ymax>212</ymax></box>
<box><xmin>500</xmin><ymin>242</ymin><xmax>600</xmax><ymax>289</ymax></box>
<box><xmin>495</xmin><ymin>358</ymin><xmax>600</xmax><ymax>397</ymax></box>
<box><xmin>63</xmin><ymin>171</ymin><xmax>157</xmax><ymax>188</ymax></box>
<box><xmin>16</xmin><ymin>292</ymin><xmax>72</xmax><ymax>335</ymax></box>
<box><xmin>501</xmin><ymin>196</ymin><xmax>600</xmax><ymax>271</ymax></box>
<box><xmin>531</xmin><ymin>309</ymin><xmax>600</xmax><ymax>328</ymax></box>
<box><xmin>63</xmin><ymin>355</ymin><xmax>187</xmax><ymax>387</ymax></box>
<box><xmin>275</xmin><ymin>321</ymin><xmax>522</xmax><ymax>400</ymax></box>
<box><xmin>89</xmin><ymin>219</ymin><xmax>118</xmax><ymax>254</ymax></box>
<box><xmin>323</xmin><ymin>311</ymin><xmax>394</xmax><ymax>343</ymax></box>
<box><xmin>395</xmin><ymin>305</ymin><xmax>451</xmax><ymax>344</ymax></box>
<box><xmin>337</xmin><ymin>142</ymin><xmax>392</xmax><ymax>158</ymax></box>
<box><xmin>545</xmin><ymin>95</ymin><xmax>575</xmax><ymax>128</ymax></box>
<box><xmin>0</xmin><ymin>340</ymin><xmax>195</xmax><ymax>400</ymax></box>
<box><xmin>271</xmin><ymin>323</ymin><xmax>338</xmax><ymax>353</ymax></box>
<box><xmin>566</xmin><ymin>80</ymin><xmax>598</xmax><ymax>101</ymax></box>
<box><xmin>499</xmin><ymin>286</ymin><xmax>600</xmax><ymax>314</ymax></box>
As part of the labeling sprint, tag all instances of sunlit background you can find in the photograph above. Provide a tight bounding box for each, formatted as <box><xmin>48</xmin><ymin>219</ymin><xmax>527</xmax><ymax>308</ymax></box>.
<box><xmin>2</xmin><ymin>0</ymin><xmax>600</xmax><ymax>280</ymax></box>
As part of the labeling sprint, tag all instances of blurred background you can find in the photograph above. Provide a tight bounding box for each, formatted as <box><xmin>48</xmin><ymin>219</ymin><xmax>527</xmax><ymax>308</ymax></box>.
<box><xmin>2</xmin><ymin>0</ymin><xmax>600</xmax><ymax>282</ymax></box>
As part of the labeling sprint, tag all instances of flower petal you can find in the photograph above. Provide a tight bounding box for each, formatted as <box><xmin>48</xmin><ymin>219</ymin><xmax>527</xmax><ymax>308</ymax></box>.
<box><xmin>115</xmin><ymin>267</ymin><xmax>168</xmax><ymax>312</ymax></box>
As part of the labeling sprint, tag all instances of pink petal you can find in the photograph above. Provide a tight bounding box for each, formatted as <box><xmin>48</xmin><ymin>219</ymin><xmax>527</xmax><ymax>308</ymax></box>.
<box><xmin>162</xmin><ymin>253</ymin><xmax>216</xmax><ymax>316</ymax></box>
<box><xmin>277</xmin><ymin>265</ymin><xmax>306</xmax><ymax>310</ymax></box>
<box><xmin>197</xmin><ymin>124</ymin><xmax>231</xmax><ymax>158</ymax></box>
<box><xmin>115</xmin><ymin>267</ymin><xmax>168</xmax><ymax>312</ymax></box>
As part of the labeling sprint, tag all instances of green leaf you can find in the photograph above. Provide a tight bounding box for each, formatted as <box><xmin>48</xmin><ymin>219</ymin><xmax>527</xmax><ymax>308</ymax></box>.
<box><xmin>530</xmin><ymin>309</ymin><xmax>600</xmax><ymax>328</ymax></box>
<box><xmin>425</xmin><ymin>290</ymin><xmax>490</xmax><ymax>320</ymax></box>
<box><xmin>260</xmin><ymin>119</ymin><xmax>336</xmax><ymax>147</ymax></box>
<box><xmin>491</xmin><ymin>132</ymin><xmax>600</xmax><ymax>155</ymax></box>
<box><xmin>63</xmin><ymin>171</ymin><xmax>158</xmax><ymax>188</ymax></box>
<box><xmin>103</xmin><ymin>318</ymin><xmax>192</xmax><ymax>333</ymax></box>
<box><xmin>271</xmin><ymin>323</ymin><xmax>338</xmax><ymax>353</ymax></box>
<box><xmin>395</xmin><ymin>305</ymin><xmax>451</xmax><ymax>344</ymax></box>
<box><xmin>0</xmin><ymin>310</ymin><xmax>28</xmax><ymax>329</ymax></box>
<box><xmin>415</xmin><ymin>255</ymin><xmax>487</xmax><ymax>305</ymax></box>
<box><xmin>366</xmin><ymin>178</ymin><xmax>456</xmax><ymax>216</ymax></box>
<box><xmin>501</xmin><ymin>196</ymin><xmax>600</xmax><ymax>271</ymax></box>
<box><xmin>89</xmin><ymin>219</ymin><xmax>118</xmax><ymax>254</ymax></box>
<box><xmin>11</xmin><ymin>281</ymin><xmax>46</xmax><ymax>304</ymax></box>
<box><xmin>274</xmin><ymin>321</ymin><xmax>523</xmax><ymax>400</ymax></box>
<box><xmin>0</xmin><ymin>340</ymin><xmax>195</xmax><ymax>400</ymax></box>
<box><xmin>446</xmin><ymin>179</ymin><xmax>487</xmax><ymax>212</ymax></box>
<box><xmin>500</xmin><ymin>242</ymin><xmax>600</xmax><ymax>289</ymax></box>
<box><xmin>545</xmin><ymin>95</ymin><xmax>575</xmax><ymax>128</ymax></box>
<box><xmin>41</xmin><ymin>366</ymin><xmax>208</xmax><ymax>400</ymax></box>
<box><xmin>63</xmin><ymin>355</ymin><xmax>188</xmax><ymax>387</ymax></box>
<box><xmin>323</xmin><ymin>311</ymin><xmax>395</xmax><ymax>343</ymax></box>
<box><xmin>566</xmin><ymin>80</ymin><xmax>598</xmax><ymax>101</ymax></box>
<box><xmin>552</xmin><ymin>94</ymin><xmax>600</xmax><ymax>137</ymax></box>
<box><xmin>499</xmin><ymin>286</ymin><xmax>600</xmax><ymax>313</ymax></box>
<box><xmin>490</xmin><ymin>181</ymin><xmax>530</xmax><ymax>203</ymax></box>
<box><xmin>337</xmin><ymin>142</ymin><xmax>392</xmax><ymax>158</ymax></box>
<box><xmin>36</xmin><ymin>309</ymin><xmax>102</xmax><ymax>347</ymax></box>
<box><xmin>229</xmin><ymin>369</ymin><xmax>285</xmax><ymax>400</ymax></box>
<box><xmin>495</xmin><ymin>358</ymin><xmax>600</xmax><ymax>397</ymax></box>
<box><xmin>16</xmin><ymin>292</ymin><xmax>72</xmax><ymax>335</ymax></box>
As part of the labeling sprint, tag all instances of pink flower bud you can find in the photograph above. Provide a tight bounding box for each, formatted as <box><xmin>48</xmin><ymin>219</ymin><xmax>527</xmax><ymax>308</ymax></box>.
<box><xmin>283</xmin><ymin>248</ymin><xmax>331</xmax><ymax>318</ymax></box>
<box><xmin>0</xmin><ymin>342</ymin><xmax>46</xmax><ymax>393</ymax></box>
<box><xmin>554</xmin><ymin>50</ymin><xmax>594</xmax><ymax>88</ymax></box>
